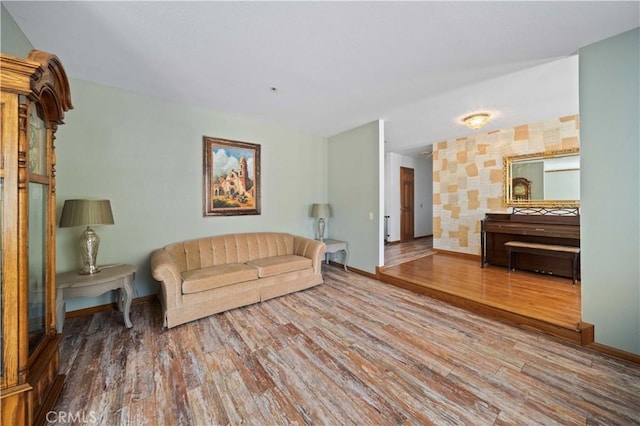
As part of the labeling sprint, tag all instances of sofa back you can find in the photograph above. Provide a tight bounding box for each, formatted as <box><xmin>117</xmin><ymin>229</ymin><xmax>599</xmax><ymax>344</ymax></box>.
<box><xmin>164</xmin><ymin>232</ymin><xmax>295</xmax><ymax>272</ymax></box>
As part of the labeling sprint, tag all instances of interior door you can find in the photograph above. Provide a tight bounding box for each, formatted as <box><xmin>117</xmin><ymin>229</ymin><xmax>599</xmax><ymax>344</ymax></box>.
<box><xmin>400</xmin><ymin>167</ymin><xmax>415</xmax><ymax>242</ymax></box>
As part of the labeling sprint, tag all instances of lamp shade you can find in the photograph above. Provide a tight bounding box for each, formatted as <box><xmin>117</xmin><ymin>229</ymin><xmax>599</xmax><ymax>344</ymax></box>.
<box><xmin>59</xmin><ymin>199</ymin><xmax>114</xmax><ymax>228</ymax></box>
<box><xmin>310</xmin><ymin>203</ymin><xmax>331</xmax><ymax>218</ymax></box>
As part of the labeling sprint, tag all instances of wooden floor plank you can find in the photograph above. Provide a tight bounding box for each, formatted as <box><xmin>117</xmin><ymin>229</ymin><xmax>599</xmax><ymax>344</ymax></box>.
<box><xmin>384</xmin><ymin>236</ymin><xmax>434</xmax><ymax>267</ymax></box>
<box><xmin>256</xmin><ymin>344</ymin><xmax>343</xmax><ymax>425</ymax></box>
<box><xmin>379</xmin><ymin>251</ymin><xmax>590</xmax><ymax>346</ymax></box>
<box><xmin>380</xmin><ymin>252</ymin><xmax>581</xmax><ymax>329</ymax></box>
<box><xmin>184</xmin><ymin>386</ymin><xmax>222</xmax><ymax>426</ymax></box>
<box><xmin>152</xmin><ymin>326</ymin><xmax>192</xmax><ymax>425</ymax></box>
<box><xmin>120</xmin><ymin>395</ymin><xmax>156</xmax><ymax>426</ymax></box>
<box><xmin>520</xmin><ymin>360</ymin><xmax>640</xmax><ymax>424</ymax></box>
<box><xmin>385</xmin><ymin>254</ymin><xmax>581</xmax><ymax>328</ymax></box>
<box><xmin>301</xmin><ymin>326</ymin><xmax>410</xmax><ymax>424</ymax></box>
<box><xmin>53</xmin><ymin>264</ymin><xmax>640</xmax><ymax>425</ymax></box>
<box><xmin>121</xmin><ymin>303</ymin><xmax>156</xmax><ymax>407</ymax></box>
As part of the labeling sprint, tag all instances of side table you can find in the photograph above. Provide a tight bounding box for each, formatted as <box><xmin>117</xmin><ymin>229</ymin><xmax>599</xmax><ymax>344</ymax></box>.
<box><xmin>322</xmin><ymin>239</ymin><xmax>349</xmax><ymax>271</ymax></box>
<box><xmin>56</xmin><ymin>264</ymin><xmax>137</xmax><ymax>333</ymax></box>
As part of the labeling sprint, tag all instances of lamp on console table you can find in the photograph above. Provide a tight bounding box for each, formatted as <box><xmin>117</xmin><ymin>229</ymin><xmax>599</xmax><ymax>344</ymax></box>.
<box><xmin>59</xmin><ymin>199</ymin><xmax>114</xmax><ymax>275</ymax></box>
<box><xmin>310</xmin><ymin>203</ymin><xmax>331</xmax><ymax>242</ymax></box>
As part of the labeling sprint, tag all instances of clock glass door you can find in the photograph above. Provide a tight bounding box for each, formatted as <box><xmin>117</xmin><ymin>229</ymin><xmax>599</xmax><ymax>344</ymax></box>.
<box><xmin>27</xmin><ymin>107</ymin><xmax>48</xmax><ymax>354</ymax></box>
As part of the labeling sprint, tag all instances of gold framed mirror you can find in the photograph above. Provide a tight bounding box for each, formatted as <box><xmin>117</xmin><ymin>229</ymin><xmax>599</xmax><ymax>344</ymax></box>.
<box><xmin>504</xmin><ymin>148</ymin><xmax>580</xmax><ymax>207</ymax></box>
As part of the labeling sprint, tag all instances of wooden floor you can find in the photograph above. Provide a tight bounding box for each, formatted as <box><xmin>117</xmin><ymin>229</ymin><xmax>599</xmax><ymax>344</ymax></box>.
<box><xmin>54</xmin><ymin>266</ymin><xmax>640</xmax><ymax>425</ymax></box>
<box><xmin>384</xmin><ymin>236</ymin><xmax>434</xmax><ymax>267</ymax></box>
<box><xmin>381</xmin><ymin>238</ymin><xmax>588</xmax><ymax>345</ymax></box>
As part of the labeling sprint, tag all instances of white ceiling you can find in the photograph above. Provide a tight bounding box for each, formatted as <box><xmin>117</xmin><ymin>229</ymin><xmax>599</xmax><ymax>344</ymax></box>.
<box><xmin>3</xmin><ymin>1</ymin><xmax>639</xmax><ymax>155</ymax></box>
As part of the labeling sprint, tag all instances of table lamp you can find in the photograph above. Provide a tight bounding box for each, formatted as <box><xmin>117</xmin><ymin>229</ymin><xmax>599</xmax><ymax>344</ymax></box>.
<box><xmin>311</xmin><ymin>203</ymin><xmax>331</xmax><ymax>242</ymax></box>
<box><xmin>59</xmin><ymin>199</ymin><xmax>114</xmax><ymax>275</ymax></box>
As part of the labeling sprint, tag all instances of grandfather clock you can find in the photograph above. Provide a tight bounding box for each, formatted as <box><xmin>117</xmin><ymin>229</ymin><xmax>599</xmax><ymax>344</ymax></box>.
<box><xmin>1</xmin><ymin>50</ymin><xmax>73</xmax><ymax>424</ymax></box>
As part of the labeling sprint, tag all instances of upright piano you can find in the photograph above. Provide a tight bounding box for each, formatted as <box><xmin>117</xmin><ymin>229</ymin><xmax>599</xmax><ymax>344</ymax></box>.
<box><xmin>481</xmin><ymin>211</ymin><xmax>580</xmax><ymax>279</ymax></box>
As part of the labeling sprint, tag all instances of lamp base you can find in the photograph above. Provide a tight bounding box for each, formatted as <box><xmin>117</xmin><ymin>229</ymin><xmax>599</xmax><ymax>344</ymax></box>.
<box><xmin>317</xmin><ymin>218</ymin><xmax>326</xmax><ymax>242</ymax></box>
<box><xmin>79</xmin><ymin>266</ymin><xmax>101</xmax><ymax>275</ymax></box>
<box><xmin>79</xmin><ymin>226</ymin><xmax>101</xmax><ymax>275</ymax></box>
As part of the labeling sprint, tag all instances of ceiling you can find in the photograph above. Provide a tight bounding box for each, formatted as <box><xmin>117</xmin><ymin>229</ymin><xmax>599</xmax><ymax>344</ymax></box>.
<box><xmin>3</xmin><ymin>1</ymin><xmax>639</xmax><ymax>156</ymax></box>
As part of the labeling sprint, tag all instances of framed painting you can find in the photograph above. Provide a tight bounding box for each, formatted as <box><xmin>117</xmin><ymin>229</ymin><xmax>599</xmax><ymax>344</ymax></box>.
<box><xmin>203</xmin><ymin>136</ymin><xmax>261</xmax><ymax>216</ymax></box>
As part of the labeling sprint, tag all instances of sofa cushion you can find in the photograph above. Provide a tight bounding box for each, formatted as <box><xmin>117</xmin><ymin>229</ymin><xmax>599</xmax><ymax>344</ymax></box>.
<box><xmin>246</xmin><ymin>255</ymin><xmax>312</xmax><ymax>278</ymax></box>
<box><xmin>181</xmin><ymin>263</ymin><xmax>258</xmax><ymax>294</ymax></box>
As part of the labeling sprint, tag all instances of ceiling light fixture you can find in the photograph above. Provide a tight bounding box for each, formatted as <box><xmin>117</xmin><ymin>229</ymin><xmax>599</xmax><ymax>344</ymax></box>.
<box><xmin>463</xmin><ymin>113</ymin><xmax>490</xmax><ymax>130</ymax></box>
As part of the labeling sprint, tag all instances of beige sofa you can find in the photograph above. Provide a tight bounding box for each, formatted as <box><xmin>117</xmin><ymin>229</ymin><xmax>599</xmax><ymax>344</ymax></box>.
<box><xmin>151</xmin><ymin>232</ymin><xmax>325</xmax><ymax>328</ymax></box>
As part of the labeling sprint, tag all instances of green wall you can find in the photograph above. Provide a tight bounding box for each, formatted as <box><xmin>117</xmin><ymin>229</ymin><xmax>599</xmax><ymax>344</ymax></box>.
<box><xmin>579</xmin><ymin>28</ymin><xmax>640</xmax><ymax>354</ymax></box>
<box><xmin>1</xmin><ymin>4</ymin><xmax>32</xmax><ymax>57</ymax></box>
<box><xmin>328</xmin><ymin>120</ymin><xmax>384</xmax><ymax>274</ymax></box>
<box><xmin>55</xmin><ymin>80</ymin><xmax>328</xmax><ymax>311</ymax></box>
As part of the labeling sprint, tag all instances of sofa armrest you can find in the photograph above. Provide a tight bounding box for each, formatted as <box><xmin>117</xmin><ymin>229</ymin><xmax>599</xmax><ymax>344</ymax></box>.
<box><xmin>151</xmin><ymin>248</ymin><xmax>182</xmax><ymax>310</ymax></box>
<box><xmin>293</xmin><ymin>236</ymin><xmax>326</xmax><ymax>274</ymax></box>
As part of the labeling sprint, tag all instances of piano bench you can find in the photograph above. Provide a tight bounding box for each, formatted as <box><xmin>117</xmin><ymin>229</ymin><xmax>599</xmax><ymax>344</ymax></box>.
<box><xmin>504</xmin><ymin>241</ymin><xmax>580</xmax><ymax>284</ymax></box>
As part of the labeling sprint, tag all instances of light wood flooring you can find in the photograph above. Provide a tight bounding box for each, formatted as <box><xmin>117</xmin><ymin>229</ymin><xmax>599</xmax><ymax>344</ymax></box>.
<box><xmin>384</xmin><ymin>237</ymin><xmax>433</xmax><ymax>267</ymax></box>
<box><xmin>381</xmin><ymin>237</ymin><xmax>588</xmax><ymax>345</ymax></box>
<box><xmin>381</xmin><ymin>253</ymin><xmax>581</xmax><ymax>328</ymax></box>
<box><xmin>54</xmin><ymin>266</ymin><xmax>640</xmax><ymax>425</ymax></box>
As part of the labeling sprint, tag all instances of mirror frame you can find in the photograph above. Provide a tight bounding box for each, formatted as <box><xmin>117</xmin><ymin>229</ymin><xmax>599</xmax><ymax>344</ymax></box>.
<box><xmin>503</xmin><ymin>147</ymin><xmax>580</xmax><ymax>208</ymax></box>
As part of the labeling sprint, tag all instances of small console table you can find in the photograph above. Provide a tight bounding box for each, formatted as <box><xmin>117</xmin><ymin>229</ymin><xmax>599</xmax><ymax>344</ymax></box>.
<box><xmin>56</xmin><ymin>264</ymin><xmax>137</xmax><ymax>333</ymax></box>
<box><xmin>322</xmin><ymin>239</ymin><xmax>349</xmax><ymax>271</ymax></box>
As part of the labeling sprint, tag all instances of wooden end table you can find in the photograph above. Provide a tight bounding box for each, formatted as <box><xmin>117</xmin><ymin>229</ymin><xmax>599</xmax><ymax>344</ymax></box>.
<box><xmin>56</xmin><ymin>264</ymin><xmax>137</xmax><ymax>333</ymax></box>
<box><xmin>322</xmin><ymin>239</ymin><xmax>349</xmax><ymax>271</ymax></box>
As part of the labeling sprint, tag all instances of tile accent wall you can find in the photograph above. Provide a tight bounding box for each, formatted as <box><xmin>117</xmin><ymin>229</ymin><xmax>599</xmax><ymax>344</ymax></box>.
<box><xmin>433</xmin><ymin>115</ymin><xmax>580</xmax><ymax>256</ymax></box>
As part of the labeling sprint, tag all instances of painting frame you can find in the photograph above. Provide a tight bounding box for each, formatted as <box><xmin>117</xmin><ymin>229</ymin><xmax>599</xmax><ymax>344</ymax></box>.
<box><xmin>203</xmin><ymin>136</ymin><xmax>261</xmax><ymax>216</ymax></box>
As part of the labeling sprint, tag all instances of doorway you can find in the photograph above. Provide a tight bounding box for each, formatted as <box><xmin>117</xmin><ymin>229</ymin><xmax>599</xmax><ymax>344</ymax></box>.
<box><xmin>400</xmin><ymin>166</ymin><xmax>414</xmax><ymax>242</ymax></box>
